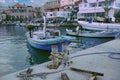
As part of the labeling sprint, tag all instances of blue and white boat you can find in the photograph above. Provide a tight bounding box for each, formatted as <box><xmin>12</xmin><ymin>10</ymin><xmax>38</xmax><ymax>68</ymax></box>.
<box><xmin>27</xmin><ymin>16</ymin><xmax>75</xmax><ymax>51</ymax></box>
<box><xmin>78</xmin><ymin>21</ymin><xmax>120</xmax><ymax>31</ymax></box>
<box><xmin>66</xmin><ymin>26</ymin><xmax>120</xmax><ymax>38</ymax></box>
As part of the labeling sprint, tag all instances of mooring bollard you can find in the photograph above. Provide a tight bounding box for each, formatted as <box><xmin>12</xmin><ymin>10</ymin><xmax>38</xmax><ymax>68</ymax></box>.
<box><xmin>62</xmin><ymin>43</ymin><xmax>71</xmax><ymax>67</ymax></box>
<box><xmin>47</xmin><ymin>45</ymin><xmax>60</xmax><ymax>69</ymax></box>
<box><xmin>47</xmin><ymin>44</ymin><xmax>73</xmax><ymax>69</ymax></box>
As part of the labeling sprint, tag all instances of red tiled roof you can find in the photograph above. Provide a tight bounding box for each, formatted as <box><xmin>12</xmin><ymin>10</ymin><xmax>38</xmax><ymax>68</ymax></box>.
<box><xmin>75</xmin><ymin>0</ymin><xmax>82</xmax><ymax>3</ymax></box>
<box><xmin>4</xmin><ymin>9</ymin><xmax>11</xmax><ymax>13</ymax></box>
<box><xmin>60</xmin><ymin>3</ymin><xmax>74</xmax><ymax>8</ymax></box>
<box><xmin>45</xmin><ymin>3</ymin><xmax>75</xmax><ymax>10</ymax></box>
<box><xmin>5</xmin><ymin>9</ymin><xmax>10</xmax><ymax>11</ymax></box>
<box><xmin>45</xmin><ymin>0</ymin><xmax>82</xmax><ymax>10</ymax></box>
<box><xmin>45</xmin><ymin>6</ymin><xmax>60</xmax><ymax>10</ymax></box>
<box><xmin>13</xmin><ymin>3</ymin><xmax>23</xmax><ymax>7</ymax></box>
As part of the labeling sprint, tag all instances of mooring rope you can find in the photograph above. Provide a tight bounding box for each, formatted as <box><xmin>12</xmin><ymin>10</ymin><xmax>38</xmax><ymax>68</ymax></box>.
<box><xmin>70</xmin><ymin>52</ymin><xmax>120</xmax><ymax>60</ymax></box>
<box><xmin>17</xmin><ymin>68</ymin><xmax>69</xmax><ymax>79</ymax></box>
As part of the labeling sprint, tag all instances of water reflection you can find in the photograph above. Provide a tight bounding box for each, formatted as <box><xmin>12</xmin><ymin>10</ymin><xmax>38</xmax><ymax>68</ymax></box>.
<box><xmin>0</xmin><ymin>26</ymin><xmax>30</xmax><ymax>77</ymax></box>
<box><xmin>5</xmin><ymin>26</ymin><xmax>26</xmax><ymax>36</ymax></box>
<box><xmin>68</xmin><ymin>36</ymin><xmax>113</xmax><ymax>53</ymax></box>
<box><xmin>27</xmin><ymin>43</ymin><xmax>50</xmax><ymax>65</ymax></box>
<box><xmin>76</xmin><ymin>37</ymin><xmax>113</xmax><ymax>49</ymax></box>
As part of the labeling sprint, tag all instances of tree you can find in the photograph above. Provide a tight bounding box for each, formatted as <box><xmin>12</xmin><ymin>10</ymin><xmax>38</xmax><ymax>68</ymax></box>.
<box><xmin>104</xmin><ymin>0</ymin><xmax>114</xmax><ymax>18</ymax></box>
<box><xmin>11</xmin><ymin>16</ymin><xmax>15</xmax><ymax>22</ymax></box>
<box><xmin>103</xmin><ymin>0</ymin><xmax>113</xmax><ymax>23</ymax></box>
<box><xmin>5</xmin><ymin>15</ymin><xmax>12</xmax><ymax>21</ymax></box>
<box><xmin>20</xmin><ymin>16</ymin><xmax>23</xmax><ymax>23</ymax></box>
<box><xmin>26</xmin><ymin>25</ymin><xmax>35</xmax><ymax>38</ymax></box>
<box><xmin>114</xmin><ymin>12</ymin><xmax>120</xmax><ymax>22</ymax></box>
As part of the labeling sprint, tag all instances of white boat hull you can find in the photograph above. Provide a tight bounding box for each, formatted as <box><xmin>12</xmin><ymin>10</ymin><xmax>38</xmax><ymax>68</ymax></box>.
<box><xmin>78</xmin><ymin>21</ymin><xmax>120</xmax><ymax>31</ymax></box>
<box><xmin>66</xmin><ymin>30</ymin><xmax>120</xmax><ymax>38</ymax></box>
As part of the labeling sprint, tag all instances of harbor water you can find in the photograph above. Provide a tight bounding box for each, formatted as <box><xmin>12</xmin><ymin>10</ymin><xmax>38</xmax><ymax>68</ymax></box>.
<box><xmin>0</xmin><ymin>26</ymin><xmax>112</xmax><ymax>77</ymax></box>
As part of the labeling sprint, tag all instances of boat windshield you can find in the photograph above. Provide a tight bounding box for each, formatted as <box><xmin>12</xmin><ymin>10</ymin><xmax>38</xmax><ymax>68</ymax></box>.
<box><xmin>46</xmin><ymin>29</ymin><xmax>60</xmax><ymax>37</ymax></box>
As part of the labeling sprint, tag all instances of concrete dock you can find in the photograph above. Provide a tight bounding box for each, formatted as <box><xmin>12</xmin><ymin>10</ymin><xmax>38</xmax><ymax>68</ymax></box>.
<box><xmin>1</xmin><ymin>39</ymin><xmax>120</xmax><ymax>80</ymax></box>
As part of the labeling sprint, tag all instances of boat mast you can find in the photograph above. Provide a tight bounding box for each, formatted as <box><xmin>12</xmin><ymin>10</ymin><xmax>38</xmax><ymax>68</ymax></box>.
<box><xmin>40</xmin><ymin>7</ymin><xmax>46</xmax><ymax>37</ymax></box>
<box><xmin>43</xmin><ymin>16</ymin><xmax>46</xmax><ymax>35</ymax></box>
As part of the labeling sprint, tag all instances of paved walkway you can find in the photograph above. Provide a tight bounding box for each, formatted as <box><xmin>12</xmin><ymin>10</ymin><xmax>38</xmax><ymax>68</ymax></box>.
<box><xmin>1</xmin><ymin>39</ymin><xmax>120</xmax><ymax>80</ymax></box>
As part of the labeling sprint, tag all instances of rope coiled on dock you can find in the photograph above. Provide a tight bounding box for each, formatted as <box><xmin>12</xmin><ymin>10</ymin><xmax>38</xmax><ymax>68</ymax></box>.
<box><xmin>70</xmin><ymin>52</ymin><xmax>120</xmax><ymax>60</ymax></box>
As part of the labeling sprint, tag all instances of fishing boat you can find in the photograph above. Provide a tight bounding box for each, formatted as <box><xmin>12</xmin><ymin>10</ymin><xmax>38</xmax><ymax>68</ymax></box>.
<box><xmin>78</xmin><ymin>21</ymin><xmax>120</xmax><ymax>31</ymax></box>
<box><xmin>66</xmin><ymin>26</ymin><xmax>120</xmax><ymax>38</ymax></box>
<box><xmin>27</xmin><ymin>16</ymin><xmax>75</xmax><ymax>51</ymax></box>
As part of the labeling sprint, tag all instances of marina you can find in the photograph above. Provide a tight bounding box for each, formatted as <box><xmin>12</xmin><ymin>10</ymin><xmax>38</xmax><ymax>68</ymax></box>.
<box><xmin>0</xmin><ymin>0</ymin><xmax>120</xmax><ymax>79</ymax></box>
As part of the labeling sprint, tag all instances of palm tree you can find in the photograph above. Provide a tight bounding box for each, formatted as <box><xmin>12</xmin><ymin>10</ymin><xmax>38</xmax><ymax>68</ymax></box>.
<box><xmin>103</xmin><ymin>0</ymin><xmax>115</xmax><ymax>22</ymax></box>
<box><xmin>114</xmin><ymin>12</ymin><xmax>120</xmax><ymax>22</ymax></box>
<box><xmin>104</xmin><ymin>0</ymin><xmax>113</xmax><ymax>18</ymax></box>
<box><xmin>26</xmin><ymin>25</ymin><xmax>34</xmax><ymax>38</ymax></box>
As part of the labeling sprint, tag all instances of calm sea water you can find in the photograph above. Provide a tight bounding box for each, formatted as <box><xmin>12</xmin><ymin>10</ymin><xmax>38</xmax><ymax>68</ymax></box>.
<box><xmin>0</xmin><ymin>26</ymin><xmax>112</xmax><ymax>77</ymax></box>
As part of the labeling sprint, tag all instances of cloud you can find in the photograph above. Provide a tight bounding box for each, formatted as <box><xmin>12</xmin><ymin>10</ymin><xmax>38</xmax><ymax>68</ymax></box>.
<box><xmin>8</xmin><ymin>0</ymin><xmax>18</xmax><ymax>3</ymax></box>
<box><xmin>13</xmin><ymin>0</ymin><xmax>18</xmax><ymax>3</ymax></box>
<box><xmin>30</xmin><ymin>0</ymin><xmax>34</xmax><ymax>3</ymax></box>
<box><xmin>0</xmin><ymin>0</ymin><xmax>6</xmax><ymax>3</ymax></box>
<box><xmin>29</xmin><ymin>0</ymin><xmax>50</xmax><ymax>6</ymax></box>
<box><xmin>0</xmin><ymin>0</ymin><xmax>50</xmax><ymax>7</ymax></box>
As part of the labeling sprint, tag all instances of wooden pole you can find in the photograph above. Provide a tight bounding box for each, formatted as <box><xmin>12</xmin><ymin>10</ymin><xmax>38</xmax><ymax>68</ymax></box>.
<box><xmin>70</xmin><ymin>67</ymin><xmax>104</xmax><ymax>76</ymax></box>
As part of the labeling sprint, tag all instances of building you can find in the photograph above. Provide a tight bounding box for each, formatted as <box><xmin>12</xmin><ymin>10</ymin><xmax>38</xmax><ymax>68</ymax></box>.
<box><xmin>0</xmin><ymin>6</ymin><xmax>6</xmax><ymax>22</ymax></box>
<box><xmin>77</xmin><ymin>0</ymin><xmax>120</xmax><ymax>21</ymax></box>
<box><xmin>60</xmin><ymin>0</ymin><xmax>81</xmax><ymax>21</ymax></box>
<box><xmin>44</xmin><ymin>0</ymin><xmax>81</xmax><ymax>21</ymax></box>
<box><xmin>60</xmin><ymin>0</ymin><xmax>81</xmax><ymax>9</ymax></box>
<box><xmin>5</xmin><ymin>3</ymin><xmax>36</xmax><ymax>22</ymax></box>
<box><xmin>44</xmin><ymin>0</ymin><xmax>60</xmax><ymax>11</ymax></box>
<box><xmin>44</xmin><ymin>0</ymin><xmax>62</xmax><ymax>18</ymax></box>
<box><xmin>0</xmin><ymin>14</ymin><xmax>6</xmax><ymax>22</ymax></box>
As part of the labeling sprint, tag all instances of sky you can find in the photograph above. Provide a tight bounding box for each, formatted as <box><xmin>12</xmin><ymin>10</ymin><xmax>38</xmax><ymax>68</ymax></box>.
<box><xmin>0</xmin><ymin>0</ymin><xmax>50</xmax><ymax>7</ymax></box>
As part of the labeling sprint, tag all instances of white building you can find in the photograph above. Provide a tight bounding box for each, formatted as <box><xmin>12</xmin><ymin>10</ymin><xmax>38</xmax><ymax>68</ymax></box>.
<box><xmin>44</xmin><ymin>0</ymin><xmax>61</xmax><ymax>18</ymax></box>
<box><xmin>46</xmin><ymin>11</ymin><xmax>70</xmax><ymax>19</ymax></box>
<box><xmin>5</xmin><ymin>3</ymin><xmax>35</xmax><ymax>21</ymax></box>
<box><xmin>44</xmin><ymin>0</ymin><xmax>81</xmax><ymax>20</ymax></box>
<box><xmin>60</xmin><ymin>0</ymin><xmax>75</xmax><ymax>7</ymax></box>
<box><xmin>60</xmin><ymin>0</ymin><xmax>81</xmax><ymax>7</ymax></box>
<box><xmin>44</xmin><ymin>0</ymin><xmax>71</xmax><ymax>19</ymax></box>
<box><xmin>60</xmin><ymin>0</ymin><xmax>81</xmax><ymax>21</ymax></box>
<box><xmin>0</xmin><ymin>7</ymin><xmax>6</xmax><ymax>22</ymax></box>
<box><xmin>77</xmin><ymin>0</ymin><xmax>120</xmax><ymax>20</ymax></box>
<box><xmin>0</xmin><ymin>14</ymin><xmax>6</xmax><ymax>22</ymax></box>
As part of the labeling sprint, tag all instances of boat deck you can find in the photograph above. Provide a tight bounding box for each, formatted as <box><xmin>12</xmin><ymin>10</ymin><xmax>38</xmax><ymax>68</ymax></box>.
<box><xmin>1</xmin><ymin>39</ymin><xmax>120</xmax><ymax>80</ymax></box>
